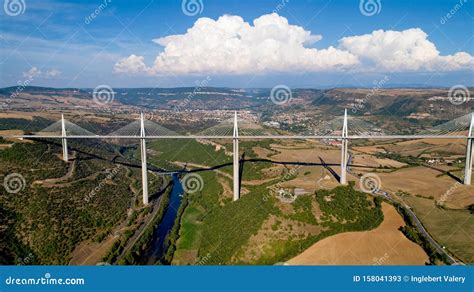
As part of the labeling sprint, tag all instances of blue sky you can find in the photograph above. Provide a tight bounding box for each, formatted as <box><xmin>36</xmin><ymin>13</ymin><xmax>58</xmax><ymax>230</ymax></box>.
<box><xmin>0</xmin><ymin>0</ymin><xmax>473</xmax><ymax>88</ymax></box>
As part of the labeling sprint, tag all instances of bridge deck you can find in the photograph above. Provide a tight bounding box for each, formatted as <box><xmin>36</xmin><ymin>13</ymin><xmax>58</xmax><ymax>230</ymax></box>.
<box><xmin>2</xmin><ymin>135</ymin><xmax>472</xmax><ymax>139</ymax></box>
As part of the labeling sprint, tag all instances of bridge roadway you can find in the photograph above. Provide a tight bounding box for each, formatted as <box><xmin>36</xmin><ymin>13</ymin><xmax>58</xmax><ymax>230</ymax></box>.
<box><xmin>3</xmin><ymin>135</ymin><xmax>473</xmax><ymax>139</ymax></box>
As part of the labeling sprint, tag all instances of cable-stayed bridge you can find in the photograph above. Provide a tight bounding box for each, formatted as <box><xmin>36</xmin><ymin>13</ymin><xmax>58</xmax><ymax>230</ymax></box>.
<box><xmin>2</xmin><ymin>111</ymin><xmax>473</xmax><ymax>205</ymax></box>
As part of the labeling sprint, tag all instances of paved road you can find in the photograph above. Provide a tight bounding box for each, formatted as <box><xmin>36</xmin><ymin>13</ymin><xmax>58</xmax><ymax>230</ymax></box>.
<box><xmin>115</xmin><ymin>195</ymin><xmax>164</xmax><ymax>263</ymax></box>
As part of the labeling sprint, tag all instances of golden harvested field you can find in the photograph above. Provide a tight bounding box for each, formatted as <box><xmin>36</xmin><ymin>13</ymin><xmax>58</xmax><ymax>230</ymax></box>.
<box><xmin>280</xmin><ymin>166</ymin><xmax>340</xmax><ymax>192</ymax></box>
<box><xmin>352</xmin><ymin>154</ymin><xmax>406</xmax><ymax>168</ymax></box>
<box><xmin>370</xmin><ymin>167</ymin><xmax>474</xmax><ymax>208</ymax></box>
<box><xmin>384</xmin><ymin>140</ymin><xmax>466</xmax><ymax>156</ymax></box>
<box><xmin>287</xmin><ymin>203</ymin><xmax>429</xmax><ymax>265</ymax></box>
<box><xmin>271</xmin><ymin>145</ymin><xmax>340</xmax><ymax>163</ymax></box>
<box><xmin>0</xmin><ymin>129</ymin><xmax>24</xmax><ymax>136</ymax></box>
<box><xmin>352</xmin><ymin>145</ymin><xmax>386</xmax><ymax>154</ymax></box>
<box><xmin>0</xmin><ymin>112</ymin><xmax>35</xmax><ymax>120</ymax></box>
<box><xmin>354</xmin><ymin>138</ymin><xmax>467</xmax><ymax>157</ymax></box>
<box><xmin>407</xmin><ymin>137</ymin><xmax>467</xmax><ymax>146</ymax></box>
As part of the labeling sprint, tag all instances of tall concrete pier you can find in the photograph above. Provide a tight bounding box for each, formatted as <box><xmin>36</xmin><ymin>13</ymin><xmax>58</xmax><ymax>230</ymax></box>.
<box><xmin>233</xmin><ymin>111</ymin><xmax>240</xmax><ymax>201</ymax></box>
<box><xmin>340</xmin><ymin>109</ymin><xmax>348</xmax><ymax>185</ymax></box>
<box><xmin>464</xmin><ymin>113</ymin><xmax>474</xmax><ymax>185</ymax></box>
<box><xmin>140</xmin><ymin>113</ymin><xmax>149</xmax><ymax>205</ymax></box>
<box><xmin>61</xmin><ymin>114</ymin><xmax>68</xmax><ymax>162</ymax></box>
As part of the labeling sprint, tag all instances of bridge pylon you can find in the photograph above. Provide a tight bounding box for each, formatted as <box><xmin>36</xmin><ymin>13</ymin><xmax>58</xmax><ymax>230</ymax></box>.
<box><xmin>233</xmin><ymin>111</ymin><xmax>240</xmax><ymax>201</ymax></box>
<box><xmin>140</xmin><ymin>113</ymin><xmax>149</xmax><ymax>205</ymax></box>
<box><xmin>61</xmin><ymin>114</ymin><xmax>68</xmax><ymax>162</ymax></box>
<box><xmin>464</xmin><ymin>113</ymin><xmax>474</xmax><ymax>185</ymax></box>
<box><xmin>340</xmin><ymin>109</ymin><xmax>349</xmax><ymax>185</ymax></box>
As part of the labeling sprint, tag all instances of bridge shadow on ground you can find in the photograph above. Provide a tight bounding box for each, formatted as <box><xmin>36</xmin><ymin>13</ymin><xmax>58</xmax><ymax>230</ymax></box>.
<box><xmin>31</xmin><ymin>138</ymin><xmax>465</xmax><ymax>185</ymax></box>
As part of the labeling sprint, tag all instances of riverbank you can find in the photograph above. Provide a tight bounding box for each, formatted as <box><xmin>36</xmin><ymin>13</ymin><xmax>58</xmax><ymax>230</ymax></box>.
<box><xmin>141</xmin><ymin>174</ymin><xmax>184</xmax><ymax>264</ymax></box>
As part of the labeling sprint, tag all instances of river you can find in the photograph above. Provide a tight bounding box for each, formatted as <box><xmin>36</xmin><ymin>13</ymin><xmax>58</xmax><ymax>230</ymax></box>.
<box><xmin>143</xmin><ymin>174</ymin><xmax>184</xmax><ymax>265</ymax></box>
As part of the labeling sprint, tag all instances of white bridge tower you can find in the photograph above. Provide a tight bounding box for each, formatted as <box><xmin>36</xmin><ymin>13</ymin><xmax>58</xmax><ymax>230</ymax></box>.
<box><xmin>464</xmin><ymin>113</ymin><xmax>474</xmax><ymax>185</ymax></box>
<box><xmin>340</xmin><ymin>109</ymin><xmax>349</xmax><ymax>185</ymax></box>
<box><xmin>61</xmin><ymin>114</ymin><xmax>68</xmax><ymax>162</ymax></box>
<box><xmin>140</xmin><ymin>113</ymin><xmax>149</xmax><ymax>205</ymax></box>
<box><xmin>233</xmin><ymin>111</ymin><xmax>240</xmax><ymax>201</ymax></box>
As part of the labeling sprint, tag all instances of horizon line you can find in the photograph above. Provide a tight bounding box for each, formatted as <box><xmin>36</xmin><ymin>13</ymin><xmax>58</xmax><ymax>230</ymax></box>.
<box><xmin>1</xmin><ymin>85</ymin><xmax>473</xmax><ymax>90</ymax></box>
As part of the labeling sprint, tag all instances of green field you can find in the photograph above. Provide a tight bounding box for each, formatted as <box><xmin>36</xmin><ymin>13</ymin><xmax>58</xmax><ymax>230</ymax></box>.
<box><xmin>172</xmin><ymin>171</ymin><xmax>224</xmax><ymax>265</ymax></box>
<box><xmin>148</xmin><ymin>139</ymin><xmax>230</xmax><ymax>170</ymax></box>
<box><xmin>147</xmin><ymin>139</ymin><xmax>274</xmax><ymax>180</ymax></box>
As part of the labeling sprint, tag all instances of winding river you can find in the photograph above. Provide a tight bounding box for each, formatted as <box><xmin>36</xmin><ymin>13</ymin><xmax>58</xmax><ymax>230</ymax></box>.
<box><xmin>143</xmin><ymin>174</ymin><xmax>184</xmax><ymax>264</ymax></box>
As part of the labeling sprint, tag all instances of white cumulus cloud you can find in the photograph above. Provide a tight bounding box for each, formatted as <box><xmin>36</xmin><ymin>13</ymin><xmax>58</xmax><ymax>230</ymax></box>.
<box><xmin>114</xmin><ymin>14</ymin><xmax>474</xmax><ymax>75</ymax></box>
<box><xmin>46</xmin><ymin>69</ymin><xmax>61</xmax><ymax>77</ymax></box>
<box><xmin>23</xmin><ymin>67</ymin><xmax>42</xmax><ymax>79</ymax></box>
<box><xmin>115</xmin><ymin>13</ymin><xmax>357</xmax><ymax>75</ymax></box>
<box><xmin>22</xmin><ymin>67</ymin><xmax>62</xmax><ymax>79</ymax></box>
<box><xmin>114</xmin><ymin>54</ymin><xmax>150</xmax><ymax>74</ymax></box>
<box><xmin>339</xmin><ymin>28</ymin><xmax>474</xmax><ymax>72</ymax></box>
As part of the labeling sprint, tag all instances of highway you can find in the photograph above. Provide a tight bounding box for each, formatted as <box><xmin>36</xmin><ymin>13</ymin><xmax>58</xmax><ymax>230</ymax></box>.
<box><xmin>3</xmin><ymin>134</ymin><xmax>473</xmax><ymax>140</ymax></box>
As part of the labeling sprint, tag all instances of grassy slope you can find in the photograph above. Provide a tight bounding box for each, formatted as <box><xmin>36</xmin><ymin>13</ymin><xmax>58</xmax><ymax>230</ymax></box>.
<box><xmin>172</xmin><ymin>171</ymin><xmax>223</xmax><ymax>265</ymax></box>
<box><xmin>148</xmin><ymin>139</ymin><xmax>271</xmax><ymax>180</ymax></box>
<box><xmin>174</xmin><ymin>178</ymin><xmax>384</xmax><ymax>265</ymax></box>
<box><xmin>0</xmin><ymin>142</ymin><xmax>138</xmax><ymax>264</ymax></box>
